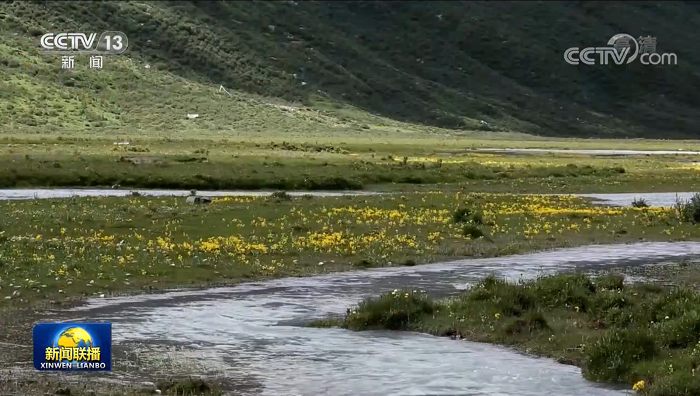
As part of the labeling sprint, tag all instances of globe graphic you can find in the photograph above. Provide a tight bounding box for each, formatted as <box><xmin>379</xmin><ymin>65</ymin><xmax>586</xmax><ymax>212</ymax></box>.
<box><xmin>55</xmin><ymin>327</ymin><xmax>93</xmax><ymax>348</ymax></box>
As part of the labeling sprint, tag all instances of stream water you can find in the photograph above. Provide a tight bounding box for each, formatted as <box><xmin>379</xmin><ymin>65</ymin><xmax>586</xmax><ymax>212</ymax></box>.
<box><xmin>45</xmin><ymin>242</ymin><xmax>700</xmax><ymax>396</ymax></box>
<box><xmin>471</xmin><ymin>148</ymin><xmax>700</xmax><ymax>156</ymax></box>
<box><xmin>0</xmin><ymin>188</ymin><xmax>695</xmax><ymax>208</ymax></box>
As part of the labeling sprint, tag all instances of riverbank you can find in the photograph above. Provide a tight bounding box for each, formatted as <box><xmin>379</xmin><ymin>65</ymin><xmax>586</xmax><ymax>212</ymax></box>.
<box><xmin>318</xmin><ymin>260</ymin><xmax>700</xmax><ymax>396</ymax></box>
<box><xmin>0</xmin><ymin>378</ymin><xmax>225</xmax><ymax>396</ymax></box>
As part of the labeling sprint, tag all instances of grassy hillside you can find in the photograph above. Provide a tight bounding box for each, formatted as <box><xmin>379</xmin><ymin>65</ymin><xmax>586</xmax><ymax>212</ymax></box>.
<box><xmin>1</xmin><ymin>1</ymin><xmax>700</xmax><ymax>138</ymax></box>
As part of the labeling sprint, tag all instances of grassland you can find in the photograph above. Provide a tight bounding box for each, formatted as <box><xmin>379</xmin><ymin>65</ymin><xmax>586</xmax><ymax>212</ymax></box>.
<box><xmin>4</xmin><ymin>134</ymin><xmax>700</xmax><ymax>193</ymax></box>
<box><xmin>2</xmin><ymin>191</ymin><xmax>700</xmax><ymax>310</ymax></box>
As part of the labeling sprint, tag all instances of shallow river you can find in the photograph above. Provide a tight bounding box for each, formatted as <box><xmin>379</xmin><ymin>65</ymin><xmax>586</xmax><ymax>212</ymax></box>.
<box><xmin>471</xmin><ymin>148</ymin><xmax>700</xmax><ymax>156</ymax></box>
<box><xmin>0</xmin><ymin>188</ymin><xmax>377</xmax><ymax>200</ymax></box>
<box><xmin>46</xmin><ymin>242</ymin><xmax>700</xmax><ymax>396</ymax></box>
<box><xmin>0</xmin><ymin>188</ymin><xmax>695</xmax><ymax>208</ymax></box>
<box><xmin>573</xmin><ymin>192</ymin><xmax>694</xmax><ymax>207</ymax></box>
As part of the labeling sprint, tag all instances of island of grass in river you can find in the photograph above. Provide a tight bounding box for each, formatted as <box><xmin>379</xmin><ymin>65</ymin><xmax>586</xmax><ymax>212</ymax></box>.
<box><xmin>314</xmin><ymin>272</ymin><xmax>700</xmax><ymax>396</ymax></box>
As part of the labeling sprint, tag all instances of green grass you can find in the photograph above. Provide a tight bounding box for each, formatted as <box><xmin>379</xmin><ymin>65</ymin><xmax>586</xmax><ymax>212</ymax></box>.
<box><xmin>327</xmin><ymin>272</ymin><xmax>700</xmax><ymax>395</ymax></box>
<box><xmin>1</xmin><ymin>191</ymin><xmax>700</xmax><ymax>309</ymax></box>
<box><xmin>0</xmin><ymin>151</ymin><xmax>636</xmax><ymax>191</ymax></box>
<box><xmin>3</xmin><ymin>133</ymin><xmax>700</xmax><ymax>192</ymax></box>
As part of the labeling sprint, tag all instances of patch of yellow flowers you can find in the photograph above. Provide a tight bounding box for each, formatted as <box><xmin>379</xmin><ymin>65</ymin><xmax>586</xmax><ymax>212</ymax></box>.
<box><xmin>0</xmin><ymin>192</ymin><xmax>694</xmax><ymax>295</ymax></box>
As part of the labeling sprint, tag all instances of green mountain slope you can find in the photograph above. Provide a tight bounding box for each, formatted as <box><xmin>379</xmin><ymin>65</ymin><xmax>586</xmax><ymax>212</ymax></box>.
<box><xmin>2</xmin><ymin>0</ymin><xmax>700</xmax><ymax>138</ymax></box>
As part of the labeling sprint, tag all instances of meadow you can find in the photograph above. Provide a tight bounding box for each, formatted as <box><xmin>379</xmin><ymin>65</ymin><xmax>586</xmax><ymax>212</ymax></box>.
<box><xmin>2</xmin><ymin>191</ymin><xmax>700</xmax><ymax>309</ymax></box>
<box><xmin>4</xmin><ymin>134</ymin><xmax>700</xmax><ymax>193</ymax></box>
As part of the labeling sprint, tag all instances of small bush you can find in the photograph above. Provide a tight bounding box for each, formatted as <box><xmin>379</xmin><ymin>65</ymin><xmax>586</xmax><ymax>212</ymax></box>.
<box><xmin>583</xmin><ymin>329</ymin><xmax>658</xmax><ymax>382</ymax></box>
<box><xmin>632</xmin><ymin>198</ymin><xmax>649</xmax><ymax>208</ymax></box>
<box><xmin>453</xmin><ymin>207</ymin><xmax>472</xmax><ymax>223</ymax></box>
<box><xmin>656</xmin><ymin>311</ymin><xmax>700</xmax><ymax>349</ymax></box>
<box><xmin>291</xmin><ymin>224</ymin><xmax>309</xmax><ymax>233</ymax></box>
<box><xmin>645</xmin><ymin>370</ymin><xmax>700</xmax><ymax>396</ymax></box>
<box><xmin>270</xmin><ymin>191</ymin><xmax>292</xmax><ymax>201</ymax></box>
<box><xmin>532</xmin><ymin>273</ymin><xmax>596</xmax><ymax>312</ymax></box>
<box><xmin>463</xmin><ymin>224</ymin><xmax>485</xmax><ymax>239</ymax></box>
<box><xmin>453</xmin><ymin>207</ymin><xmax>484</xmax><ymax>224</ymax></box>
<box><xmin>28</xmin><ymin>27</ymin><xmax>44</xmax><ymax>37</ymax></box>
<box><xmin>156</xmin><ymin>378</ymin><xmax>222</xmax><ymax>395</ymax></box>
<box><xmin>471</xmin><ymin>211</ymin><xmax>484</xmax><ymax>225</ymax></box>
<box><xmin>354</xmin><ymin>259</ymin><xmax>373</xmax><ymax>268</ymax></box>
<box><xmin>676</xmin><ymin>193</ymin><xmax>700</xmax><ymax>223</ymax></box>
<box><xmin>601</xmin><ymin>306</ymin><xmax>634</xmax><ymax>328</ymax></box>
<box><xmin>596</xmin><ymin>274</ymin><xmax>625</xmax><ymax>291</ymax></box>
<box><xmin>466</xmin><ymin>275</ymin><xmax>536</xmax><ymax>316</ymax></box>
<box><xmin>593</xmin><ymin>291</ymin><xmax>631</xmax><ymax>312</ymax></box>
<box><xmin>345</xmin><ymin>290</ymin><xmax>436</xmax><ymax>330</ymax></box>
<box><xmin>502</xmin><ymin>311</ymin><xmax>549</xmax><ymax>335</ymax></box>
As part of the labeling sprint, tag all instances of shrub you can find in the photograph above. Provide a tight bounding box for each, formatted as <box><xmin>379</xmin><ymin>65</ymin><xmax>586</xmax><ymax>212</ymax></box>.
<box><xmin>656</xmin><ymin>310</ymin><xmax>700</xmax><ymax>349</ymax></box>
<box><xmin>675</xmin><ymin>193</ymin><xmax>700</xmax><ymax>223</ymax></box>
<box><xmin>453</xmin><ymin>207</ymin><xmax>484</xmax><ymax>224</ymax></box>
<box><xmin>463</xmin><ymin>224</ymin><xmax>485</xmax><ymax>239</ymax></box>
<box><xmin>645</xmin><ymin>288</ymin><xmax>700</xmax><ymax>323</ymax></box>
<box><xmin>595</xmin><ymin>273</ymin><xmax>625</xmax><ymax>291</ymax></box>
<box><xmin>465</xmin><ymin>275</ymin><xmax>536</xmax><ymax>316</ymax></box>
<box><xmin>354</xmin><ymin>259</ymin><xmax>373</xmax><ymax>268</ymax></box>
<box><xmin>502</xmin><ymin>311</ymin><xmax>549</xmax><ymax>335</ymax></box>
<box><xmin>466</xmin><ymin>275</ymin><xmax>502</xmax><ymax>301</ymax></box>
<box><xmin>532</xmin><ymin>273</ymin><xmax>596</xmax><ymax>312</ymax></box>
<box><xmin>471</xmin><ymin>211</ymin><xmax>484</xmax><ymax>225</ymax></box>
<box><xmin>583</xmin><ymin>329</ymin><xmax>658</xmax><ymax>382</ymax></box>
<box><xmin>453</xmin><ymin>207</ymin><xmax>473</xmax><ymax>223</ymax></box>
<box><xmin>345</xmin><ymin>290</ymin><xmax>436</xmax><ymax>330</ymax></box>
<box><xmin>270</xmin><ymin>191</ymin><xmax>292</xmax><ymax>201</ymax></box>
<box><xmin>645</xmin><ymin>370</ymin><xmax>700</xmax><ymax>396</ymax></box>
<box><xmin>601</xmin><ymin>306</ymin><xmax>634</xmax><ymax>328</ymax></box>
<box><xmin>595</xmin><ymin>290</ymin><xmax>630</xmax><ymax>310</ymax></box>
<box><xmin>156</xmin><ymin>378</ymin><xmax>221</xmax><ymax>395</ymax></box>
<box><xmin>632</xmin><ymin>198</ymin><xmax>649</xmax><ymax>208</ymax></box>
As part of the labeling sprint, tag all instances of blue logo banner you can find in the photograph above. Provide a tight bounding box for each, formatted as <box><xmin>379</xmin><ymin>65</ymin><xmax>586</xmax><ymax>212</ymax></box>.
<box><xmin>33</xmin><ymin>322</ymin><xmax>111</xmax><ymax>371</ymax></box>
